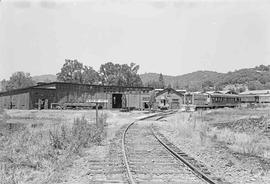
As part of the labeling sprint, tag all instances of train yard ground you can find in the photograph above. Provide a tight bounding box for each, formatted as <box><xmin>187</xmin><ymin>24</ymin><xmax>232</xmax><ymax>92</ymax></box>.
<box><xmin>1</xmin><ymin>108</ymin><xmax>270</xmax><ymax>183</ymax></box>
<box><xmin>155</xmin><ymin>107</ymin><xmax>270</xmax><ymax>184</ymax></box>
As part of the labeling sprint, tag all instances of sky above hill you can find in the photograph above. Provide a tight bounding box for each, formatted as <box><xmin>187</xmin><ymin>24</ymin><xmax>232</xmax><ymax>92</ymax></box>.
<box><xmin>1</xmin><ymin>0</ymin><xmax>270</xmax><ymax>80</ymax></box>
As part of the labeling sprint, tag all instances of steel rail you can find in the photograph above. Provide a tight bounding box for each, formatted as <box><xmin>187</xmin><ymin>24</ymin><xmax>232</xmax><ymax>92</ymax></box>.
<box><xmin>151</xmin><ymin>126</ymin><xmax>217</xmax><ymax>184</ymax></box>
<box><xmin>122</xmin><ymin>113</ymin><xmax>161</xmax><ymax>184</ymax></box>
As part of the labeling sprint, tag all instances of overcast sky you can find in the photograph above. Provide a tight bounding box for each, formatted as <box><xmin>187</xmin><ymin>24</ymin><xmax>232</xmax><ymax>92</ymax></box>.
<box><xmin>1</xmin><ymin>0</ymin><xmax>270</xmax><ymax>80</ymax></box>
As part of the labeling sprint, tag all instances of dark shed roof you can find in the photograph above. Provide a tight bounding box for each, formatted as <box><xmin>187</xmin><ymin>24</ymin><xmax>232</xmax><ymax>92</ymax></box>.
<box><xmin>0</xmin><ymin>82</ymin><xmax>153</xmax><ymax>96</ymax></box>
<box><xmin>156</xmin><ymin>88</ymin><xmax>184</xmax><ymax>97</ymax></box>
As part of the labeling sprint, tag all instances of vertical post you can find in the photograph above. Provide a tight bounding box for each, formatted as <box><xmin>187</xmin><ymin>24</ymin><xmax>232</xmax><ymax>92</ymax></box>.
<box><xmin>96</xmin><ymin>103</ymin><xmax>98</xmax><ymax>127</ymax></box>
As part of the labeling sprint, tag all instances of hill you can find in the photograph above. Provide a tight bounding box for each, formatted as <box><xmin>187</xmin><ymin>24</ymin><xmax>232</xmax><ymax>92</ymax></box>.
<box><xmin>140</xmin><ymin>71</ymin><xmax>224</xmax><ymax>90</ymax></box>
<box><xmin>140</xmin><ymin>73</ymin><xmax>175</xmax><ymax>85</ymax></box>
<box><xmin>217</xmin><ymin>66</ymin><xmax>270</xmax><ymax>90</ymax></box>
<box><xmin>141</xmin><ymin>65</ymin><xmax>270</xmax><ymax>91</ymax></box>
<box><xmin>32</xmin><ymin>74</ymin><xmax>57</xmax><ymax>83</ymax></box>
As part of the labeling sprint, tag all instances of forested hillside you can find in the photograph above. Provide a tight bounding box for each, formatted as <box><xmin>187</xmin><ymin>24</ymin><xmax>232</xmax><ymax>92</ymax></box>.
<box><xmin>141</xmin><ymin>71</ymin><xmax>224</xmax><ymax>91</ymax></box>
<box><xmin>141</xmin><ymin>65</ymin><xmax>270</xmax><ymax>91</ymax></box>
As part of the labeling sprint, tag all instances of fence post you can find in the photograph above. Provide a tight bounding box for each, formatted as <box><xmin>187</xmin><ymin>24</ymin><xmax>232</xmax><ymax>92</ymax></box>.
<box><xmin>95</xmin><ymin>103</ymin><xmax>98</xmax><ymax>127</ymax></box>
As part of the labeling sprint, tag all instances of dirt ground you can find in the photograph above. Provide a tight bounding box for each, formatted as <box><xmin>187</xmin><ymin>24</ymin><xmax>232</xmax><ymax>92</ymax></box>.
<box><xmin>155</xmin><ymin>108</ymin><xmax>270</xmax><ymax>184</ymax></box>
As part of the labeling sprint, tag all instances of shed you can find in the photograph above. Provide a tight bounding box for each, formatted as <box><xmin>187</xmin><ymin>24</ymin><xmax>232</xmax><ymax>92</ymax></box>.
<box><xmin>155</xmin><ymin>88</ymin><xmax>184</xmax><ymax>109</ymax></box>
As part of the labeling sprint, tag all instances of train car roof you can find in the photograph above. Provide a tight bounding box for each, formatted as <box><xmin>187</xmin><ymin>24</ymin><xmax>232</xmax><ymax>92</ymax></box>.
<box><xmin>210</xmin><ymin>93</ymin><xmax>239</xmax><ymax>97</ymax></box>
<box><xmin>240</xmin><ymin>89</ymin><xmax>270</xmax><ymax>95</ymax></box>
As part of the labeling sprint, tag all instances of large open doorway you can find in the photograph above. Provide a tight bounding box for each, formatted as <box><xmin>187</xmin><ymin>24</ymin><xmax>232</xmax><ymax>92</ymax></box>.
<box><xmin>143</xmin><ymin>102</ymin><xmax>149</xmax><ymax>109</ymax></box>
<box><xmin>112</xmin><ymin>94</ymin><xmax>122</xmax><ymax>108</ymax></box>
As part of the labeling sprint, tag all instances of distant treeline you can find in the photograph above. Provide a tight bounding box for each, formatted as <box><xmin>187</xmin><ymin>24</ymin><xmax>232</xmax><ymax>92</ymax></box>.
<box><xmin>1</xmin><ymin>62</ymin><xmax>270</xmax><ymax>92</ymax></box>
<box><xmin>0</xmin><ymin>60</ymin><xmax>143</xmax><ymax>92</ymax></box>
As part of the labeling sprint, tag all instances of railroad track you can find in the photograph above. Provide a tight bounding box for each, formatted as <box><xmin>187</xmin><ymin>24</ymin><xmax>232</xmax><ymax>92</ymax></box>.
<box><xmin>87</xmin><ymin>110</ymin><xmax>224</xmax><ymax>183</ymax></box>
<box><xmin>87</xmin><ymin>125</ymin><xmax>129</xmax><ymax>183</ymax></box>
<box><xmin>122</xmin><ymin>111</ymin><xmax>225</xmax><ymax>184</ymax></box>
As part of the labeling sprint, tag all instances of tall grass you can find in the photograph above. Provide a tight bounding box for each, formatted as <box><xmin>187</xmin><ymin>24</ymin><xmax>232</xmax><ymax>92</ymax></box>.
<box><xmin>0</xmin><ymin>109</ymin><xmax>108</xmax><ymax>184</ymax></box>
<box><xmin>169</xmin><ymin>112</ymin><xmax>210</xmax><ymax>145</ymax></box>
<box><xmin>210</xmin><ymin>128</ymin><xmax>270</xmax><ymax>158</ymax></box>
<box><xmin>169</xmin><ymin>111</ymin><xmax>270</xmax><ymax>158</ymax></box>
<box><xmin>197</xmin><ymin>108</ymin><xmax>270</xmax><ymax>158</ymax></box>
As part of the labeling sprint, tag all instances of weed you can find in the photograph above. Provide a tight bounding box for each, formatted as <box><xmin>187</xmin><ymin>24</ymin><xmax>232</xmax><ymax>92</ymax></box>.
<box><xmin>0</xmin><ymin>109</ymin><xmax>107</xmax><ymax>183</ymax></box>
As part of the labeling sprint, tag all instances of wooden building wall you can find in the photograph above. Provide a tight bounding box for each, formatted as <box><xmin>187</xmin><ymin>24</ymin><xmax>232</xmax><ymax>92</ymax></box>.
<box><xmin>0</xmin><ymin>95</ymin><xmax>11</xmax><ymax>109</ymax></box>
<box><xmin>0</xmin><ymin>92</ymin><xmax>30</xmax><ymax>109</ymax></box>
<box><xmin>156</xmin><ymin>91</ymin><xmax>183</xmax><ymax>109</ymax></box>
<box><xmin>29</xmin><ymin>89</ymin><xmax>56</xmax><ymax>109</ymax></box>
<box><xmin>53</xmin><ymin>83</ymin><xmax>152</xmax><ymax>109</ymax></box>
<box><xmin>0</xmin><ymin>82</ymin><xmax>152</xmax><ymax>110</ymax></box>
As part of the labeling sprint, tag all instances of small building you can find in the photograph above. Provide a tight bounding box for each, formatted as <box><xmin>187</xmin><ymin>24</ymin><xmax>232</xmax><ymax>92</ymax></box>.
<box><xmin>155</xmin><ymin>88</ymin><xmax>184</xmax><ymax>109</ymax></box>
<box><xmin>0</xmin><ymin>82</ymin><xmax>153</xmax><ymax>110</ymax></box>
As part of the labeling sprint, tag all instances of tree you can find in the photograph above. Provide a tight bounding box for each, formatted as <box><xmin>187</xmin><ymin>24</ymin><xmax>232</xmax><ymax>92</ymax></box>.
<box><xmin>57</xmin><ymin>59</ymin><xmax>84</xmax><ymax>83</ymax></box>
<box><xmin>2</xmin><ymin>72</ymin><xmax>35</xmax><ymax>91</ymax></box>
<box><xmin>239</xmin><ymin>87</ymin><xmax>246</xmax><ymax>93</ymax></box>
<box><xmin>248</xmin><ymin>81</ymin><xmax>264</xmax><ymax>90</ymax></box>
<box><xmin>255</xmin><ymin>65</ymin><xmax>270</xmax><ymax>71</ymax></box>
<box><xmin>57</xmin><ymin>59</ymin><xmax>100</xmax><ymax>84</ymax></box>
<box><xmin>202</xmin><ymin>80</ymin><xmax>214</xmax><ymax>91</ymax></box>
<box><xmin>99</xmin><ymin>62</ymin><xmax>143</xmax><ymax>86</ymax></box>
<box><xmin>82</xmin><ymin>66</ymin><xmax>100</xmax><ymax>84</ymax></box>
<box><xmin>145</xmin><ymin>80</ymin><xmax>160</xmax><ymax>88</ymax></box>
<box><xmin>158</xmin><ymin>73</ymin><xmax>165</xmax><ymax>89</ymax></box>
<box><xmin>202</xmin><ymin>80</ymin><xmax>214</xmax><ymax>88</ymax></box>
<box><xmin>100</xmin><ymin>62</ymin><xmax>119</xmax><ymax>85</ymax></box>
<box><xmin>173</xmin><ymin>81</ymin><xmax>180</xmax><ymax>89</ymax></box>
<box><xmin>121</xmin><ymin>63</ymin><xmax>142</xmax><ymax>86</ymax></box>
<box><xmin>0</xmin><ymin>79</ymin><xmax>8</xmax><ymax>92</ymax></box>
<box><xmin>264</xmin><ymin>82</ymin><xmax>270</xmax><ymax>89</ymax></box>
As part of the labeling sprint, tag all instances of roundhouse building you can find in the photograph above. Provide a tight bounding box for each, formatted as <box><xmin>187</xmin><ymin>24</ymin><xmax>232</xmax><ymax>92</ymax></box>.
<box><xmin>0</xmin><ymin>82</ymin><xmax>153</xmax><ymax>110</ymax></box>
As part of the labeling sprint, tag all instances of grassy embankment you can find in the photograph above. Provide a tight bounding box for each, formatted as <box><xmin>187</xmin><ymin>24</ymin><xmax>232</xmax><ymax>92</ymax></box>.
<box><xmin>168</xmin><ymin>108</ymin><xmax>270</xmax><ymax>159</ymax></box>
<box><xmin>0</xmin><ymin>109</ymin><xmax>107</xmax><ymax>184</ymax></box>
